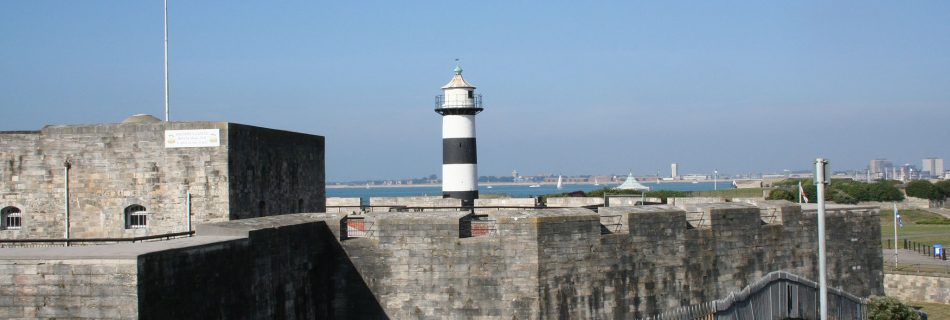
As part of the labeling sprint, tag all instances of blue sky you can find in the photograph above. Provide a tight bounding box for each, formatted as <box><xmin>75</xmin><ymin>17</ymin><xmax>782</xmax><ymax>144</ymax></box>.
<box><xmin>2</xmin><ymin>1</ymin><xmax>948</xmax><ymax>181</ymax></box>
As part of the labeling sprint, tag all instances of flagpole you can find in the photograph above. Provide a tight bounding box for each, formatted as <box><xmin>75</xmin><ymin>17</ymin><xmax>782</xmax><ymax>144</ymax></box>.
<box><xmin>163</xmin><ymin>0</ymin><xmax>169</xmax><ymax>122</ymax></box>
<box><xmin>894</xmin><ymin>202</ymin><xmax>899</xmax><ymax>268</ymax></box>
<box><xmin>815</xmin><ymin>158</ymin><xmax>829</xmax><ymax>320</ymax></box>
<box><xmin>798</xmin><ymin>180</ymin><xmax>803</xmax><ymax>206</ymax></box>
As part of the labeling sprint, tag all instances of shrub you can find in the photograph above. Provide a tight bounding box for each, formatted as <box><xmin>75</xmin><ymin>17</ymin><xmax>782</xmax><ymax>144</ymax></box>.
<box><xmin>767</xmin><ymin>189</ymin><xmax>795</xmax><ymax>201</ymax></box>
<box><xmin>867</xmin><ymin>182</ymin><xmax>905</xmax><ymax>202</ymax></box>
<box><xmin>832</xmin><ymin>190</ymin><xmax>858</xmax><ymax>204</ymax></box>
<box><xmin>935</xmin><ymin>180</ymin><xmax>950</xmax><ymax>198</ymax></box>
<box><xmin>867</xmin><ymin>296</ymin><xmax>921</xmax><ymax>320</ymax></box>
<box><xmin>906</xmin><ymin>180</ymin><xmax>944</xmax><ymax>200</ymax></box>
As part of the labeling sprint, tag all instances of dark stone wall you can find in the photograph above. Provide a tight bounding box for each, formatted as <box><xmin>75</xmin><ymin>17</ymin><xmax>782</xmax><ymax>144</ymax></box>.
<box><xmin>227</xmin><ymin>123</ymin><xmax>325</xmax><ymax>220</ymax></box>
<box><xmin>137</xmin><ymin>214</ymin><xmax>381</xmax><ymax>320</ymax></box>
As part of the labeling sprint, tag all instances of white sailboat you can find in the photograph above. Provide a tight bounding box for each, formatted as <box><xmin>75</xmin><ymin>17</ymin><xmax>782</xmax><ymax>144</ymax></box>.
<box><xmin>556</xmin><ymin>175</ymin><xmax>563</xmax><ymax>190</ymax></box>
<box><xmin>594</xmin><ymin>178</ymin><xmax>600</xmax><ymax>186</ymax></box>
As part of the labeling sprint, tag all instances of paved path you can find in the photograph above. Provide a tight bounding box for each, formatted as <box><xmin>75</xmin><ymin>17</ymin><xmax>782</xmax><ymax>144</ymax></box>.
<box><xmin>0</xmin><ymin>236</ymin><xmax>241</xmax><ymax>259</ymax></box>
<box><xmin>924</xmin><ymin>207</ymin><xmax>950</xmax><ymax>219</ymax></box>
<box><xmin>883</xmin><ymin>248</ymin><xmax>950</xmax><ymax>271</ymax></box>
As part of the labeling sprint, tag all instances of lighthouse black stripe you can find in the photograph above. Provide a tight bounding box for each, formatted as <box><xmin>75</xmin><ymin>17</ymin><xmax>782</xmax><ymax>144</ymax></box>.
<box><xmin>442</xmin><ymin>138</ymin><xmax>477</xmax><ymax>164</ymax></box>
<box><xmin>443</xmin><ymin>190</ymin><xmax>479</xmax><ymax>202</ymax></box>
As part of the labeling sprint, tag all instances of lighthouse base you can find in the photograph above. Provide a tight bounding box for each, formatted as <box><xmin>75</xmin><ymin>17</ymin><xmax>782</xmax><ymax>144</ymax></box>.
<box><xmin>443</xmin><ymin>190</ymin><xmax>478</xmax><ymax>207</ymax></box>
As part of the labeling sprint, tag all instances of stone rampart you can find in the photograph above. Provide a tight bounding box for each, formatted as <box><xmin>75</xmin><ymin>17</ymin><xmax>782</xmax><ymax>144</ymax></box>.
<box><xmin>0</xmin><ymin>202</ymin><xmax>884</xmax><ymax>319</ymax></box>
<box><xmin>667</xmin><ymin>196</ymin><xmax>725</xmax><ymax>209</ymax></box>
<box><xmin>546</xmin><ymin>196</ymin><xmax>604</xmax><ymax>207</ymax></box>
<box><xmin>605</xmin><ymin>196</ymin><xmax>664</xmax><ymax>206</ymax></box>
<box><xmin>884</xmin><ymin>273</ymin><xmax>950</xmax><ymax>304</ymax></box>
<box><xmin>473</xmin><ymin>197</ymin><xmax>537</xmax><ymax>213</ymax></box>
<box><xmin>0</xmin><ymin>259</ymin><xmax>138</xmax><ymax>318</ymax></box>
<box><xmin>370</xmin><ymin>196</ymin><xmax>462</xmax><ymax>211</ymax></box>
<box><xmin>341</xmin><ymin>201</ymin><xmax>883</xmax><ymax>318</ymax></box>
<box><xmin>326</xmin><ymin>197</ymin><xmax>361</xmax><ymax>213</ymax></box>
<box><xmin>0</xmin><ymin>213</ymin><xmax>364</xmax><ymax>319</ymax></box>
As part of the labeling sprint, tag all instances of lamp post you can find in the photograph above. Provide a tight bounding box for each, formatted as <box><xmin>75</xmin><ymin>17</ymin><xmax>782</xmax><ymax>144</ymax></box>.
<box><xmin>63</xmin><ymin>160</ymin><xmax>71</xmax><ymax>247</ymax></box>
<box><xmin>713</xmin><ymin>170</ymin><xmax>718</xmax><ymax>190</ymax></box>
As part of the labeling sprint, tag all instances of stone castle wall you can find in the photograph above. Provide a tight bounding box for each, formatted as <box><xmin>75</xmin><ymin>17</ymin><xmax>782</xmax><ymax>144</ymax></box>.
<box><xmin>884</xmin><ymin>273</ymin><xmax>950</xmax><ymax>304</ymax></box>
<box><xmin>225</xmin><ymin>124</ymin><xmax>325</xmax><ymax>219</ymax></box>
<box><xmin>0</xmin><ymin>259</ymin><xmax>138</xmax><ymax>318</ymax></box>
<box><xmin>0</xmin><ymin>202</ymin><xmax>884</xmax><ymax>319</ymax></box>
<box><xmin>341</xmin><ymin>201</ymin><xmax>883</xmax><ymax>318</ymax></box>
<box><xmin>0</xmin><ymin>122</ymin><xmax>231</xmax><ymax>239</ymax></box>
<box><xmin>0</xmin><ymin>122</ymin><xmax>325</xmax><ymax>239</ymax></box>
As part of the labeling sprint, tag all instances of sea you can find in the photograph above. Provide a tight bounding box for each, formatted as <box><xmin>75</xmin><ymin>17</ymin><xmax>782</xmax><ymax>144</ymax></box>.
<box><xmin>327</xmin><ymin>181</ymin><xmax>732</xmax><ymax>199</ymax></box>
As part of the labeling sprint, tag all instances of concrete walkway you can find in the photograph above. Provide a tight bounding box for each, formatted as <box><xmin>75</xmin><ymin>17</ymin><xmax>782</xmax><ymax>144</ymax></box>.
<box><xmin>924</xmin><ymin>207</ymin><xmax>950</xmax><ymax>219</ymax></box>
<box><xmin>0</xmin><ymin>236</ymin><xmax>242</xmax><ymax>259</ymax></box>
<box><xmin>883</xmin><ymin>248</ymin><xmax>950</xmax><ymax>272</ymax></box>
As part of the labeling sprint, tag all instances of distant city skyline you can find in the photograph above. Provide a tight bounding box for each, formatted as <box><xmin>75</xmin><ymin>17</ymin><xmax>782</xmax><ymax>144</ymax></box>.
<box><xmin>2</xmin><ymin>1</ymin><xmax>948</xmax><ymax>181</ymax></box>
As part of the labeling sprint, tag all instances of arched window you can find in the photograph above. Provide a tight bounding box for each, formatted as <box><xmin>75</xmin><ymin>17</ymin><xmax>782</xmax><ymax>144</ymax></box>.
<box><xmin>1</xmin><ymin>207</ymin><xmax>21</xmax><ymax>230</ymax></box>
<box><xmin>124</xmin><ymin>204</ymin><xmax>148</xmax><ymax>229</ymax></box>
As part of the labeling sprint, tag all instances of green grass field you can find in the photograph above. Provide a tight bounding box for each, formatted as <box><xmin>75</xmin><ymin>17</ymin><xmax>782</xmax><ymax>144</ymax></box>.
<box><xmin>908</xmin><ymin>301</ymin><xmax>950</xmax><ymax>319</ymax></box>
<box><xmin>880</xmin><ymin>209</ymin><xmax>950</xmax><ymax>246</ymax></box>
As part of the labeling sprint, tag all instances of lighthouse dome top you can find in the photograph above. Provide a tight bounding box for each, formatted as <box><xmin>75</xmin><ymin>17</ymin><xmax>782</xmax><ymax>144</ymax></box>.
<box><xmin>442</xmin><ymin>65</ymin><xmax>475</xmax><ymax>89</ymax></box>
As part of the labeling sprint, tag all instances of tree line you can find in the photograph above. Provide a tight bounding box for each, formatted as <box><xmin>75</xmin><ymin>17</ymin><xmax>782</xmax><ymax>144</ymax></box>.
<box><xmin>767</xmin><ymin>179</ymin><xmax>950</xmax><ymax>204</ymax></box>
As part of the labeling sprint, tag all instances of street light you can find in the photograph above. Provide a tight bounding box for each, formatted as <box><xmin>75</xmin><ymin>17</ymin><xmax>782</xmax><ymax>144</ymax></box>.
<box><xmin>714</xmin><ymin>170</ymin><xmax>718</xmax><ymax>190</ymax></box>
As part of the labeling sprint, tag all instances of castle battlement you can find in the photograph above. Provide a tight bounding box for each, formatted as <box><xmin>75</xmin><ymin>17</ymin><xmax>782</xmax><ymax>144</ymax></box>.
<box><xmin>1</xmin><ymin>202</ymin><xmax>883</xmax><ymax>319</ymax></box>
<box><xmin>315</xmin><ymin>201</ymin><xmax>883</xmax><ymax>318</ymax></box>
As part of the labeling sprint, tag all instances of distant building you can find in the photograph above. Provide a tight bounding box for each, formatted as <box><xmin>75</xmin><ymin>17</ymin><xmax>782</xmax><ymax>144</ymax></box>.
<box><xmin>671</xmin><ymin>163</ymin><xmax>679</xmax><ymax>178</ymax></box>
<box><xmin>681</xmin><ymin>174</ymin><xmax>708</xmax><ymax>181</ymax></box>
<box><xmin>868</xmin><ymin>159</ymin><xmax>892</xmax><ymax>174</ymax></box>
<box><xmin>0</xmin><ymin>115</ymin><xmax>325</xmax><ymax>239</ymax></box>
<box><xmin>922</xmin><ymin>158</ymin><xmax>944</xmax><ymax>178</ymax></box>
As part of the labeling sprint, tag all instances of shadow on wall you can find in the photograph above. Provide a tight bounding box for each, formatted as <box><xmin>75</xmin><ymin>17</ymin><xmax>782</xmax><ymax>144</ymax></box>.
<box><xmin>135</xmin><ymin>220</ymin><xmax>387</xmax><ymax>319</ymax></box>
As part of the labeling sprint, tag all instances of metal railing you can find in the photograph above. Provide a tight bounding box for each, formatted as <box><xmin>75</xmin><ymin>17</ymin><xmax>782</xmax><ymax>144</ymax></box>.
<box><xmin>0</xmin><ymin>231</ymin><xmax>195</xmax><ymax>248</ymax></box>
<box><xmin>759</xmin><ymin>207</ymin><xmax>780</xmax><ymax>225</ymax></box>
<box><xmin>434</xmin><ymin>94</ymin><xmax>482</xmax><ymax>109</ymax></box>
<box><xmin>640</xmin><ymin>271</ymin><xmax>868</xmax><ymax>320</ymax></box>
<box><xmin>341</xmin><ymin>217</ymin><xmax>373</xmax><ymax>239</ymax></box>
<box><xmin>599</xmin><ymin>215</ymin><xmax>624</xmax><ymax>234</ymax></box>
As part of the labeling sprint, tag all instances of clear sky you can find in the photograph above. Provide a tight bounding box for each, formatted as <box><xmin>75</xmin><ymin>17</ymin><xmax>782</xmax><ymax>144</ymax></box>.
<box><xmin>2</xmin><ymin>1</ymin><xmax>948</xmax><ymax>181</ymax></box>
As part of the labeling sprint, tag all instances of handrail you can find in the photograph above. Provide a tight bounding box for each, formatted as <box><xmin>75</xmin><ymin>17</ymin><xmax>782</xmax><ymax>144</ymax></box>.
<box><xmin>326</xmin><ymin>205</ymin><xmax>581</xmax><ymax>210</ymax></box>
<box><xmin>0</xmin><ymin>231</ymin><xmax>195</xmax><ymax>244</ymax></box>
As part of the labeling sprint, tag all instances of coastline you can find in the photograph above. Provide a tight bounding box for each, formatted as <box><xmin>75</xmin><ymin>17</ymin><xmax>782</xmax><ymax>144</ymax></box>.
<box><xmin>326</xmin><ymin>180</ymin><xmax>723</xmax><ymax>189</ymax></box>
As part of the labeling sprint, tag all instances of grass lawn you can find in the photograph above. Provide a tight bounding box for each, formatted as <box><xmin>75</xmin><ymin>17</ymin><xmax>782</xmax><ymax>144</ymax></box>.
<box><xmin>880</xmin><ymin>209</ymin><xmax>950</xmax><ymax>246</ymax></box>
<box><xmin>907</xmin><ymin>301</ymin><xmax>950</xmax><ymax>319</ymax></box>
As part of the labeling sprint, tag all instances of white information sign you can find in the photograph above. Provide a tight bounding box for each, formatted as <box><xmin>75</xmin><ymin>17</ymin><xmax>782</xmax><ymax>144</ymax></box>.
<box><xmin>164</xmin><ymin>129</ymin><xmax>220</xmax><ymax>148</ymax></box>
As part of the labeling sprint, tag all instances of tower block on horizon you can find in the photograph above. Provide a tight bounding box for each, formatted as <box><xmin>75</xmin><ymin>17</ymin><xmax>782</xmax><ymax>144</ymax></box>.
<box><xmin>435</xmin><ymin>65</ymin><xmax>483</xmax><ymax>206</ymax></box>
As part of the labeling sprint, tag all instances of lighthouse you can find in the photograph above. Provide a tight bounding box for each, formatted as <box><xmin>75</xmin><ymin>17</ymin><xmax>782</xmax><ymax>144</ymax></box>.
<box><xmin>435</xmin><ymin>65</ymin><xmax>483</xmax><ymax>206</ymax></box>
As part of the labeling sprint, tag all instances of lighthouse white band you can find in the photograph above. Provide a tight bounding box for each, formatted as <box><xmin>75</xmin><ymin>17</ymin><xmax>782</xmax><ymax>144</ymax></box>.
<box><xmin>442</xmin><ymin>115</ymin><xmax>476</xmax><ymax>139</ymax></box>
<box><xmin>441</xmin><ymin>163</ymin><xmax>478</xmax><ymax>192</ymax></box>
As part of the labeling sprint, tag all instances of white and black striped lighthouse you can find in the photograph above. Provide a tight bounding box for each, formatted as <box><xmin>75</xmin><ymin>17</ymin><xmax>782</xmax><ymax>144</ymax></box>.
<box><xmin>435</xmin><ymin>65</ymin><xmax>482</xmax><ymax>206</ymax></box>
